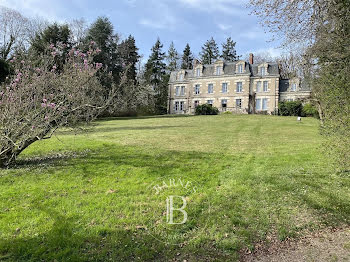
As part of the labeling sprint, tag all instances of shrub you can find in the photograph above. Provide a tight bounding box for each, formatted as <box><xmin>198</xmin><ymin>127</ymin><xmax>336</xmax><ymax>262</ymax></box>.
<box><xmin>279</xmin><ymin>101</ymin><xmax>303</xmax><ymax>116</ymax></box>
<box><xmin>222</xmin><ymin>111</ymin><xmax>232</xmax><ymax>115</ymax></box>
<box><xmin>0</xmin><ymin>43</ymin><xmax>121</xmax><ymax>167</ymax></box>
<box><xmin>195</xmin><ymin>104</ymin><xmax>219</xmax><ymax>115</ymax></box>
<box><xmin>302</xmin><ymin>103</ymin><xmax>319</xmax><ymax>118</ymax></box>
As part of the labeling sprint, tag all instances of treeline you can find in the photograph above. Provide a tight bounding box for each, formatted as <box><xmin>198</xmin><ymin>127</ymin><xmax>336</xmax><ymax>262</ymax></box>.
<box><xmin>0</xmin><ymin>6</ymin><xmax>239</xmax><ymax>115</ymax></box>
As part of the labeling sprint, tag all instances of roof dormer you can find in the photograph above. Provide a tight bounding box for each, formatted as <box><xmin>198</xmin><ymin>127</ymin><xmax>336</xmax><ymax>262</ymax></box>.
<box><xmin>236</xmin><ymin>61</ymin><xmax>246</xmax><ymax>74</ymax></box>
<box><xmin>177</xmin><ymin>70</ymin><xmax>186</xmax><ymax>81</ymax></box>
<box><xmin>258</xmin><ymin>63</ymin><xmax>269</xmax><ymax>76</ymax></box>
<box><xmin>194</xmin><ymin>63</ymin><xmax>203</xmax><ymax>77</ymax></box>
<box><xmin>214</xmin><ymin>60</ymin><xmax>224</xmax><ymax>76</ymax></box>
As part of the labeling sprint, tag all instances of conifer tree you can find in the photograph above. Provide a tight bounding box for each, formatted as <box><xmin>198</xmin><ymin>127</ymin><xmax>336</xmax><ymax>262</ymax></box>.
<box><xmin>221</xmin><ymin>37</ymin><xmax>238</xmax><ymax>62</ymax></box>
<box><xmin>166</xmin><ymin>41</ymin><xmax>180</xmax><ymax>71</ymax></box>
<box><xmin>119</xmin><ymin>35</ymin><xmax>140</xmax><ymax>84</ymax></box>
<box><xmin>181</xmin><ymin>43</ymin><xmax>193</xmax><ymax>70</ymax></box>
<box><xmin>144</xmin><ymin>38</ymin><xmax>168</xmax><ymax>114</ymax></box>
<box><xmin>200</xmin><ymin>37</ymin><xmax>219</xmax><ymax>64</ymax></box>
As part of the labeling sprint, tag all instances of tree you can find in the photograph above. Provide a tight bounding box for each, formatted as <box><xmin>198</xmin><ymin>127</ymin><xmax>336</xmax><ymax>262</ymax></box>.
<box><xmin>221</xmin><ymin>37</ymin><xmax>238</xmax><ymax>62</ymax></box>
<box><xmin>250</xmin><ymin>0</ymin><xmax>350</xmax><ymax>171</ymax></box>
<box><xmin>31</xmin><ymin>23</ymin><xmax>71</xmax><ymax>54</ymax></box>
<box><xmin>200</xmin><ymin>37</ymin><xmax>219</xmax><ymax>64</ymax></box>
<box><xmin>144</xmin><ymin>38</ymin><xmax>168</xmax><ymax>114</ymax></box>
<box><xmin>0</xmin><ymin>6</ymin><xmax>29</xmax><ymax>60</ymax></box>
<box><xmin>85</xmin><ymin>17</ymin><xmax>120</xmax><ymax>89</ymax></box>
<box><xmin>0</xmin><ymin>43</ymin><xmax>122</xmax><ymax>167</ymax></box>
<box><xmin>181</xmin><ymin>43</ymin><xmax>193</xmax><ymax>70</ymax></box>
<box><xmin>69</xmin><ymin>18</ymin><xmax>88</xmax><ymax>46</ymax></box>
<box><xmin>119</xmin><ymin>35</ymin><xmax>140</xmax><ymax>84</ymax></box>
<box><xmin>166</xmin><ymin>41</ymin><xmax>179</xmax><ymax>71</ymax></box>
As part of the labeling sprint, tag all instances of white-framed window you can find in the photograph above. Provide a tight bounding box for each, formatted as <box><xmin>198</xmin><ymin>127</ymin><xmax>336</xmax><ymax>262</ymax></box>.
<box><xmin>221</xmin><ymin>99</ymin><xmax>227</xmax><ymax>108</ymax></box>
<box><xmin>208</xmin><ymin>84</ymin><xmax>214</xmax><ymax>94</ymax></box>
<box><xmin>263</xmin><ymin>81</ymin><xmax>268</xmax><ymax>92</ymax></box>
<box><xmin>256</xmin><ymin>81</ymin><xmax>262</xmax><ymax>92</ymax></box>
<box><xmin>180</xmin><ymin>86</ymin><xmax>185</xmax><ymax>96</ymax></box>
<box><xmin>262</xmin><ymin>98</ymin><xmax>268</xmax><ymax>110</ymax></box>
<box><xmin>236</xmin><ymin>99</ymin><xmax>242</xmax><ymax>109</ymax></box>
<box><xmin>180</xmin><ymin>101</ymin><xmax>184</xmax><ymax>111</ymax></box>
<box><xmin>216</xmin><ymin>66</ymin><xmax>221</xmax><ymax>75</ymax></box>
<box><xmin>256</xmin><ymin>98</ymin><xmax>261</xmax><ymax>110</ymax></box>
<box><xmin>179</xmin><ymin>74</ymin><xmax>184</xmax><ymax>81</ymax></box>
<box><xmin>260</xmin><ymin>67</ymin><xmax>266</xmax><ymax>76</ymax></box>
<box><xmin>222</xmin><ymin>83</ymin><xmax>228</xmax><ymax>93</ymax></box>
<box><xmin>174</xmin><ymin>101</ymin><xmax>179</xmax><ymax>111</ymax></box>
<box><xmin>236</xmin><ymin>82</ymin><xmax>243</xmax><ymax>92</ymax></box>
<box><xmin>194</xmin><ymin>84</ymin><xmax>200</xmax><ymax>95</ymax></box>
<box><xmin>196</xmin><ymin>68</ymin><xmax>201</xmax><ymax>77</ymax></box>
<box><xmin>207</xmin><ymin>100</ymin><xmax>213</xmax><ymax>105</ymax></box>
<box><xmin>291</xmin><ymin>83</ymin><xmax>297</xmax><ymax>91</ymax></box>
<box><xmin>238</xmin><ymin>64</ymin><xmax>243</xmax><ymax>73</ymax></box>
<box><xmin>175</xmin><ymin>86</ymin><xmax>180</xmax><ymax>96</ymax></box>
<box><xmin>194</xmin><ymin>100</ymin><xmax>200</xmax><ymax>107</ymax></box>
<box><xmin>286</xmin><ymin>98</ymin><xmax>294</xmax><ymax>102</ymax></box>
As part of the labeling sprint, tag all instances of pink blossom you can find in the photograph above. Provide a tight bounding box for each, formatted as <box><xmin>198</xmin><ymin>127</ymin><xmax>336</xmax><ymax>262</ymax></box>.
<box><xmin>96</xmin><ymin>63</ymin><xmax>103</xmax><ymax>69</ymax></box>
<box><xmin>96</xmin><ymin>48</ymin><xmax>101</xmax><ymax>54</ymax></box>
<box><xmin>51</xmin><ymin>51</ymin><xmax>57</xmax><ymax>57</ymax></box>
<box><xmin>41</xmin><ymin>103</ymin><xmax>47</xmax><ymax>108</ymax></box>
<box><xmin>21</xmin><ymin>60</ymin><xmax>25</xmax><ymax>64</ymax></box>
<box><xmin>43</xmin><ymin>98</ymin><xmax>47</xmax><ymax>103</ymax></box>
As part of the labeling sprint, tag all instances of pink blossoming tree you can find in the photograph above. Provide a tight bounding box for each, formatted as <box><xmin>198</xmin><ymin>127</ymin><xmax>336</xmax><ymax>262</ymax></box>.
<box><xmin>0</xmin><ymin>43</ymin><xmax>120</xmax><ymax>167</ymax></box>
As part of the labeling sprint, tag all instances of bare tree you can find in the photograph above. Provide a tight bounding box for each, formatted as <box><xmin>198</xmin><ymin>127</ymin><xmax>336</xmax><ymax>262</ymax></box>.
<box><xmin>69</xmin><ymin>18</ymin><xmax>88</xmax><ymax>45</ymax></box>
<box><xmin>0</xmin><ymin>6</ymin><xmax>30</xmax><ymax>60</ymax></box>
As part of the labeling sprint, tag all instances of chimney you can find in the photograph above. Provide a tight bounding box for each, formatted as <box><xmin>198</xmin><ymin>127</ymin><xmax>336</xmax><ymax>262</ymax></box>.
<box><xmin>249</xmin><ymin>53</ymin><xmax>254</xmax><ymax>65</ymax></box>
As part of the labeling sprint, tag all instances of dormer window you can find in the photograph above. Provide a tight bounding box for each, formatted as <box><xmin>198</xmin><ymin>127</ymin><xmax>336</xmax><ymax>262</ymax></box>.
<box><xmin>179</xmin><ymin>73</ymin><xmax>184</xmax><ymax>81</ymax></box>
<box><xmin>196</xmin><ymin>68</ymin><xmax>201</xmax><ymax>77</ymax></box>
<box><xmin>216</xmin><ymin>66</ymin><xmax>221</xmax><ymax>75</ymax></box>
<box><xmin>260</xmin><ymin>67</ymin><xmax>266</xmax><ymax>76</ymax></box>
<box><xmin>238</xmin><ymin>64</ymin><xmax>243</xmax><ymax>73</ymax></box>
<box><xmin>291</xmin><ymin>83</ymin><xmax>297</xmax><ymax>91</ymax></box>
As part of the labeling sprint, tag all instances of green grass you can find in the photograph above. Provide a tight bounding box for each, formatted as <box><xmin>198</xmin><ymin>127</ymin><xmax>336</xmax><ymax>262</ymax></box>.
<box><xmin>1</xmin><ymin>115</ymin><xmax>349</xmax><ymax>261</ymax></box>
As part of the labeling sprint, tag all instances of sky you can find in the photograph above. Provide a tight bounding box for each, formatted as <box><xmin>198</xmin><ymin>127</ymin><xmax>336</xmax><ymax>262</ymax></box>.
<box><xmin>0</xmin><ymin>0</ymin><xmax>283</xmax><ymax>62</ymax></box>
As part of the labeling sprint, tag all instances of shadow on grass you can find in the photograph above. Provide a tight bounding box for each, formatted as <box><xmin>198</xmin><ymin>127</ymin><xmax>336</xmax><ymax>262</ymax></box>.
<box><xmin>1</xmin><ymin>144</ymin><xmax>350</xmax><ymax>261</ymax></box>
<box><xmin>97</xmin><ymin>114</ymin><xmax>195</xmax><ymax>122</ymax></box>
<box><xmin>0</xmin><ymin>203</ymin><xmax>231</xmax><ymax>261</ymax></box>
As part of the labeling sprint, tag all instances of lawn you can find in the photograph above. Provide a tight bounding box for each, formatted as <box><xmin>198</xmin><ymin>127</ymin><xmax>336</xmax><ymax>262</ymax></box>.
<box><xmin>0</xmin><ymin>115</ymin><xmax>349</xmax><ymax>261</ymax></box>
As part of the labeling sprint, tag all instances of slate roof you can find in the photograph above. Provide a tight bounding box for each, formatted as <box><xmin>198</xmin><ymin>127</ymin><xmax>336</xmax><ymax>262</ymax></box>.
<box><xmin>170</xmin><ymin>61</ymin><xmax>281</xmax><ymax>82</ymax></box>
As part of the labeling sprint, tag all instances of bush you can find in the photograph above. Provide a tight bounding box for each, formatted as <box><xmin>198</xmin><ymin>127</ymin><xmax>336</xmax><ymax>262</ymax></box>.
<box><xmin>195</xmin><ymin>104</ymin><xmax>219</xmax><ymax>115</ymax></box>
<box><xmin>222</xmin><ymin>111</ymin><xmax>232</xmax><ymax>115</ymax></box>
<box><xmin>279</xmin><ymin>101</ymin><xmax>303</xmax><ymax>116</ymax></box>
<box><xmin>0</xmin><ymin>43</ymin><xmax>121</xmax><ymax>167</ymax></box>
<box><xmin>302</xmin><ymin>103</ymin><xmax>319</xmax><ymax>118</ymax></box>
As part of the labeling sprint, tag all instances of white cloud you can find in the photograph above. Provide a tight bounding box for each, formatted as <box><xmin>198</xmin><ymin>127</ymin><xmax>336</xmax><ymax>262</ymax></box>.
<box><xmin>138</xmin><ymin>0</ymin><xmax>180</xmax><ymax>30</ymax></box>
<box><xmin>0</xmin><ymin>0</ymin><xmax>63</xmax><ymax>21</ymax></box>
<box><xmin>178</xmin><ymin>0</ymin><xmax>247</xmax><ymax>15</ymax></box>
<box><xmin>217</xmin><ymin>23</ymin><xmax>232</xmax><ymax>31</ymax></box>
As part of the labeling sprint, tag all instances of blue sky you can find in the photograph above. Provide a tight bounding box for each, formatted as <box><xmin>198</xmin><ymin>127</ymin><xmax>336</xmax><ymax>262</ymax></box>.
<box><xmin>0</xmin><ymin>0</ymin><xmax>282</xmax><ymax>61</ymax></box>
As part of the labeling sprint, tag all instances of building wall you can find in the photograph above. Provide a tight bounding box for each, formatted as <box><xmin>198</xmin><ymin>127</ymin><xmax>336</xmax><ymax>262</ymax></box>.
<box><xmin>168</xmin><ymin>61</ymin><xmax>311</xmax><ymax>115</ymax></box>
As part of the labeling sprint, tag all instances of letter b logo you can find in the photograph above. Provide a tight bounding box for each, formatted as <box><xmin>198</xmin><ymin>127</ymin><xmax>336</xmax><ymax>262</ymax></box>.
<box><xmin>166</xmin><ymin>196</ymin><xmax>188</xmax><ymax>224</ymax></box>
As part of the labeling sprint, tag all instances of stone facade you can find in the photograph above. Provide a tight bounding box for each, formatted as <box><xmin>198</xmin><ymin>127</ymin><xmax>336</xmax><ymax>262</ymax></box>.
<box><xmin>168</xmin><ymin>56</ymin><xmax>311</xmax><ymax>114</ymax></box>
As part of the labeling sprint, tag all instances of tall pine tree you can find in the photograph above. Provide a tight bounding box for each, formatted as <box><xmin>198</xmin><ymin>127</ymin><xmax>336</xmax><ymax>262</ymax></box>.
<box><xmin>144</xmin><ymin>38</ymin><xmax>168</xmax><ymax>114</ymax></box>
<box><xmin>221</xmin><ymin>37</ymin><xmax>238</xmax><ymax>62</ymax></box>
<box><xmin>85</xmin><ymin>17</ymin><xmax>120</xmax><ymax>87</ymax></box>
<box><xmin>200</xmin><ymin>37</ymin><xmax>219</xmax><ymax>64</ymax></box>
<box><xmin>166</xmin><ymin>41</ymin><xmax>179</xmax><ymax>71</ymax></box>
<box><xmin>119</xmin><ymin>35</ymin><xmax>140</xmax><ymax>84</ymax></box>
<box><xmin>181</xmin><ymin>43</ymin><xmax>194</xmax><ymax>70</ymax></box>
